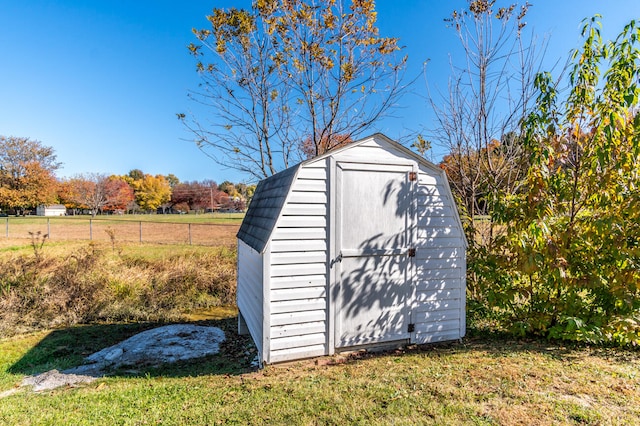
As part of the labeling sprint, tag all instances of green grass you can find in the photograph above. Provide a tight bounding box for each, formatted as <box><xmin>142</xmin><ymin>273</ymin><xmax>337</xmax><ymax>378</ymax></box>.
<box><xmin>1</xmin><ymin>328</ymin><xmax>639</xmax><ymax>425</ymax></box>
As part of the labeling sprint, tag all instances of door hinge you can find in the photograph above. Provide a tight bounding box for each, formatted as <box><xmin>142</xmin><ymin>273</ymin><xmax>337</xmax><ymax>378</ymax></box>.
<box><xmin>408</xmin><ymin>323</ymin><xmax>415</xmax><ymax>333</ymax></box>
<box><xmin>408</xmin><ymin>171</ymin><xmax>417</xmax><ymax>181</ymax></box>
<box><xmin>407</xmin><ymin>248</ymin><xmax>416</xmax><ymax>257</ymax></box>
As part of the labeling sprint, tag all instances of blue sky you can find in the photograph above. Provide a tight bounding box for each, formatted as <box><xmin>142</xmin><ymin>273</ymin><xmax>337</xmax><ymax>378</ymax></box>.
<box><xmin>1</xmin><ymin>1</ymin><xmax>638</xmax><ymax>184</ymax></box>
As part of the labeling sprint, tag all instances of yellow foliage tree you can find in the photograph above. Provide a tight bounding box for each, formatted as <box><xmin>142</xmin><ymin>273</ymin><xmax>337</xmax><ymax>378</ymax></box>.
<box><xmin>132</xmin><ymin>174</ymin><xmax>172</xmax><ymax>212</ymax></box>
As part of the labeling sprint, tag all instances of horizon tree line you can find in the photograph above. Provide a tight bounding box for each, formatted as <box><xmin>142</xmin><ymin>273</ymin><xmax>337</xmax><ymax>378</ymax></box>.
<box><xmin>0</xmin><ymin>136</ymin><xmax>252</xmax><ymax>216</ymax></box>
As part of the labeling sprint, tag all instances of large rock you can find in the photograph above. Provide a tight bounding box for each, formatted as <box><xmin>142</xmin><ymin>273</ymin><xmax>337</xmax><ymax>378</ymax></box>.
<box><xmin>20</xmin><ymin>325</ymin><xmax>226</xmax><ymax>392</ymax></box>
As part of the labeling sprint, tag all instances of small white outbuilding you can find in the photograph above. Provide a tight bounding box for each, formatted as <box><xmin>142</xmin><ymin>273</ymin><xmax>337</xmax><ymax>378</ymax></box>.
<box><xmin>36</xmin><ymin>204</ymin><xmax>67</xmax><ymax>217</ymax></box>
<box><xmin>237</xmin><ymin>133</ymin><xmax>467</xmax><ymax>364</ymax></box>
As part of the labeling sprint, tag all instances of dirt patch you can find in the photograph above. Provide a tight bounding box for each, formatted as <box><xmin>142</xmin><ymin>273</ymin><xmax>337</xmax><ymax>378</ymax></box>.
<box><xmin>18</xmin><ymin>324</ymin><xmax>226</xmax><ymax>392</ymax></box>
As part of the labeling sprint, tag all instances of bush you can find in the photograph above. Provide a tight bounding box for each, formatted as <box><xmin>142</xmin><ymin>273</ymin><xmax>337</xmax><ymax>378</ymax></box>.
<box><xmin>468</xmin><ymin>18</ymin><xmax>640</xmax><ymax>345</ymax></box>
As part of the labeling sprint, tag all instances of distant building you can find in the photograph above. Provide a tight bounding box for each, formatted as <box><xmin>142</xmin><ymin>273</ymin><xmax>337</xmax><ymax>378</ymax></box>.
<box><xmin>36</xmin><ymin>204</ymin><xmax>67</xmax><ymax>217</ymax></box>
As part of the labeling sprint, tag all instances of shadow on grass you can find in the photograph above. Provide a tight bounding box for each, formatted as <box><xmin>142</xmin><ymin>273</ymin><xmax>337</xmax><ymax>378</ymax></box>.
<box><xmin>9</xmin><ymin>317</ymin><xmax>637</xmax><ymax>382</ymax></box>
<box><xmin>8</xmin><ymin>316</ymin><xmax>256</xmax><ymax>378</ymax></box>
<box><xmin>334</xmin><ymin>329</ymin><xmax>639</xmax><ymax>368</ymax></box>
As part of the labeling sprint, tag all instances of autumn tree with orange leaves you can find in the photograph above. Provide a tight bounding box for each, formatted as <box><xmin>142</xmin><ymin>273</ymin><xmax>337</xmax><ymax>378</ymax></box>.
<box><xmin>0</xmin><ymin>136</ymin><xmax>60</xmax><ymax>214</ymax></box>
<box><xmin>59</xmin><ymin>174</ymin><xmax>135</xmax><ymax>217</ymax></box>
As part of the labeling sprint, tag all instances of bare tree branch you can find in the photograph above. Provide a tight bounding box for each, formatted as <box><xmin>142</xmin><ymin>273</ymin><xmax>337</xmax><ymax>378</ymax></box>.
<box><xmin>428</xmin><ymin>0</ymin><xmax>547</xmax><ymax>246</ymax></box>
<box><xmin>181</xmin><ymin>0</ymin><xmax>408</xmax><ymax>178</ymax></box>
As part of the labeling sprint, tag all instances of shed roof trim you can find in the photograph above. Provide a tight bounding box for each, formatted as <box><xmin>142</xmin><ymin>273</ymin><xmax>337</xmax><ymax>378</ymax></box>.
<box><xmin>303</xmin><ymin>133</ymin><xmax>443</xmax><ymax>174</ymax></box>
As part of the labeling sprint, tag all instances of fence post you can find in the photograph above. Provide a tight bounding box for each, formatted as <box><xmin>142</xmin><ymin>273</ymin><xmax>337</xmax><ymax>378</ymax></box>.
<box><xmin>90</xmin><ymin>219</ymin><xmax>93</xmax><ymax>241</ymax></box>
<box><xmin>139</xmin><ymin>221</ymin><xmax>142</xmax><ymax>243</ymax></box>
<box><xmin>5</xmin><ymin>217</ymin><xmax>8</xmax><ymax>238</ymax></box>
<box><xmin>47</xmin><ymin>218</ymin><xmax>50</xmax><ymax>238</ymax></box>
<box><xmin>188</xmin><ymin>223</ymin><xmax>192</xmax><ymax>245</ymax></box>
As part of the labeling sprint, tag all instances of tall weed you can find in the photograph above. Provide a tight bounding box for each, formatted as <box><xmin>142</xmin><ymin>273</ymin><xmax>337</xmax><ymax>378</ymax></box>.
<box><xmin>0</xmin><ymin>242</ymin><xmax>237</xmax><ymax>337</ymax></box>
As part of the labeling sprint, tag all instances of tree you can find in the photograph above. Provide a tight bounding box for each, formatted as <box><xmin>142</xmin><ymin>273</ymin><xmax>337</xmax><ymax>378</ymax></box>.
<box><xmin>165</xmin><ymin>173</ymin><xmax>180</xmax><ymax>188</ymax></box>
<box><xmin>182</xmin><ymin>0</ymin><xmax>407</xmax><ymax>179</ymax></box>
<box><xmin>59</xmin><ymin>175</ymin><xmax>133</xmax><ymax>215</ymax></box>
<box><xmin>132</xmin><ymin>174</ymin><xmax>172</xmax><ymax>212</ymax></box>
<box><xmin>104</xmin><ymin>176</ymin><xmax>135</xmax><ymax>212</ymax></box>
<box><xmin>127</xmin><ymin>169</ymin><xmax>144</xmax><ymax>181</ymax></box>
<box><xmin>61</xmin><ymin>173</ymin><xmax>133</xmax><ymax>217</ymax></box>
<box><xmin>170</xmin><ymin>180</ymin><xmax>224</xmax><ymax>212</ymax></box>
<box><xmin>244</xmin><ymin>184</ymin><xmax>256</xmax><ymax>205</ymax></box>
<box><xmin>234</xmin><ymin>182</ymin><xmax>256</xmax><ymax>202</ymax></box>
<box><xmin>60</xmin><ymin>175</ymin><xmax>100</xmax><ymax>216</ymax></box>
<box><xmin>122</xmin><ymin>170</ymin><xmax>170</xmax><ymax>212</ymax></box>
<box><xmin>428</xmin><ymin>0</ymin><xmax>545</xmax><ymax>246</ymax></box>
<box><xmin>480</xmin><ymin>17</ymin><xmax>640</xmax><ymax>344</ymax></box>
<box><xmin>0</xmin><ymin>136</ymin><xmax>60</xmax><ymax>214</ymax></box>
<box><xmin>299</xmin><ymin>133</ymin><xmax>352</xmax><ymax>159</ymax></box>
<box><xmin>218</xmin><ymin>180</ymin><xmax>239</xmax><ymax>197</ymax></box>
<box><xmin>57</xmin><ymin>179</ymin><xmax>80</xmax><ymax>214</ymax></box>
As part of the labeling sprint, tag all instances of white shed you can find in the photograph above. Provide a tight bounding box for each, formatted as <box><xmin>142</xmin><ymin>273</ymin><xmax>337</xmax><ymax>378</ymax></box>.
<box><xmin>36</xmin><ymin>204</ymin><xmax>67</xmax><ymax>216</ymax></box>
<box><xmin>237</xmin><ymin>133</ymin><xmax>467</xmax><ymax>364</ymax></box>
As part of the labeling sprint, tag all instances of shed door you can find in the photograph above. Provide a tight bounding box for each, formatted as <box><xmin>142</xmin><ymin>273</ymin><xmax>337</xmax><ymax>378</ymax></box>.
<box><xmin>335</xmin><ymin>162</ymin><xmax>416</xmax><ymax>348</ymax></box>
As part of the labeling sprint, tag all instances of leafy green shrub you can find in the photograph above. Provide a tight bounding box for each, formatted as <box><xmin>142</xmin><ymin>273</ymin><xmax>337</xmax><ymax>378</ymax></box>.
<box><xmin>471</xmin><ymin>17</ymin><xmax>640</xmax><ymax>345</ymax></box>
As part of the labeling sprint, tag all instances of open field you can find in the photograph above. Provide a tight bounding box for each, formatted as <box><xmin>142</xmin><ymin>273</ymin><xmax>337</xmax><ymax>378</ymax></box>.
<box><xmin>0</xmin><ymin>214</ymin><xmax>243</xmax><ymax>246</ymax></box>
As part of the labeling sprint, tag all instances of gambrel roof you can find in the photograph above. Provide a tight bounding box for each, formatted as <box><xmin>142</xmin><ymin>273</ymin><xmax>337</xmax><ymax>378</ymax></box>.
<box><xmin>237</xmin><ymin>133</ymin><xmax>466</xmax><ymax>253</ymax></box>
<box><xmin>236</xmin><ymin>164</ymin><xmax>299</xmax><ymax>253</ymax></box>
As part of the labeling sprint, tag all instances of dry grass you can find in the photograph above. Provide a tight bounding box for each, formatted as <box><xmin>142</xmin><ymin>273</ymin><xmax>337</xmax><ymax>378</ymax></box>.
<box><xmin>1</xmin><ymin>215</ymin><xmax>241</xmax><ymax>246</ymax></box>
<box><xmin>0</xmin><ymin>238</ymin><xmax>237</xmax><ymax>337</ymax></box>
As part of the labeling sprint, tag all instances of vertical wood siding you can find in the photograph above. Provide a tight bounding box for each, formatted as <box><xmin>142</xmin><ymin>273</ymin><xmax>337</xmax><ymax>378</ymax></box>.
<box><xmin>414</xmin><ymin>165</ymin><xmax>466</xmax><ymax>343</ymax></box>
<box><xmin>236</xmin><ymin>240</ymin><xmax>264</xmax><ymax>360</ymax></box>
<box><xmin>268</xmin><ymin>163</ymin><xmax>328</xmax><ymax>363</ymax></box>
<box><xmin>330</xmin><ymin>140</ymin><xmax>467</xmax><ymax>345</ymax></box>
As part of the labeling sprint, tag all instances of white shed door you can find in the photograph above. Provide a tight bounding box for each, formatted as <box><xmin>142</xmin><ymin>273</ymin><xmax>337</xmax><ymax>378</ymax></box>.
<box><xmin>335</xmin><ymin>162</ymin><xmax>416</xmax><ymax>348</ymax></box>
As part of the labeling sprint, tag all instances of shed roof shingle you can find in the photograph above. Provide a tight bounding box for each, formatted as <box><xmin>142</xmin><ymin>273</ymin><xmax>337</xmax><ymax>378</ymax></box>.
<box><xmin>236</xmin><ymin>164</ymin><xmax>299</xmax><ymax>253</ymax></box>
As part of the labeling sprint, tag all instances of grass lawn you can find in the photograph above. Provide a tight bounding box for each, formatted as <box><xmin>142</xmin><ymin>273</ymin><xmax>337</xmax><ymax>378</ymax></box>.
<box><xmin>1</xmin><ymin>317</ymin><xmax>639</xmax><ymax>425</ymax></box>
<box><xmin>1</xmin><ymin>238</ymin><xmax>638</xmax><ymax>424</ymax></box>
